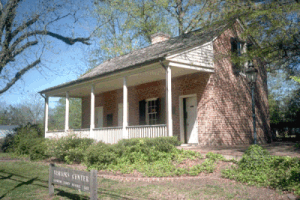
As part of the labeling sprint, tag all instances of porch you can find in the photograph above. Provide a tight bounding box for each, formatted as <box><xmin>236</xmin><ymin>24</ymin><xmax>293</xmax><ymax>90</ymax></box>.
<box><xmin>41</xmin><ymin>45</ymin><xmax>214</xmax><ymax>144</ymax></box>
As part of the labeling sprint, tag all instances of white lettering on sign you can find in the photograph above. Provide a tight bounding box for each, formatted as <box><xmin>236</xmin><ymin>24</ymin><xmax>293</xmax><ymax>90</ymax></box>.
<box><xmin>72</xmin><ymin>174</ymin><xmax>89</xmax><ymax>183</ymax></box>
<box><xmin>54</xmin><ymin>170</ymin><xmax>70</xmax><ymax>178</ymax></box>
<box><xmin>83</xmin><ymin>186</ymin><xmax>89</xmax><ymax>191</ymax></box>
<box><xmin>71</xmin><ymin>183</ymin><xmax>81</xmax><ymax>188</ymax></box>
<box><xmin>53</xmin><ymin>179</ymin><xmax>63</xmax><ymax>184</ymax></box>
<box><xmin>63</xmin><ymin>181</ymin><xmax>70</xmax><ymax>186</ymax></box>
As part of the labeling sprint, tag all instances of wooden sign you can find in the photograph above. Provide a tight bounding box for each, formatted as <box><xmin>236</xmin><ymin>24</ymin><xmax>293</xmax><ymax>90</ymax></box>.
<box><xmin>49</xmin><ymin>164</ymin><xmax>97</xmax><ymax>200</ymax></box>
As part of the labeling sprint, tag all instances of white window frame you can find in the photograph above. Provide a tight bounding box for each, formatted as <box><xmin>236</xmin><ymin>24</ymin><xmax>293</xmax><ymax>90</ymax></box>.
<box><xmin>145</xmin><ymin>97</ymin><xmax>158</xmax><ymax>125</ymax></box>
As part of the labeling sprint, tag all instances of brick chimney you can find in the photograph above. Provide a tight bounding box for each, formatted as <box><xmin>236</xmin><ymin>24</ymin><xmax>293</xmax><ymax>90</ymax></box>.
<box><xmin>150</xmin><ymin>32</ymin><xmax>171</xmax><ymax>44</ymax></box>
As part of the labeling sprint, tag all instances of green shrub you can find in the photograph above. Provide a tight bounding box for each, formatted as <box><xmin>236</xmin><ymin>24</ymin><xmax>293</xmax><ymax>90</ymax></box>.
<box><xmin>0</xmin><ymin>123</ymin><xmax>44</xmax><ymax>156</ymax></box>
<box><xmin>84</xmin><ymin>137</ymin><xmax>220</xmax><ymax>177</ymax></box>
<box><xmin>47</xmin><ymin>134</ymin><xmax>94</xmax><ymax>164</ymax></box>
<box><xmin>222</xmin><ymin>145</ymin><xmax>300</xmax><ymax>195</ymax></box>
<box><xmin>0</xmin><ymin>133</ymin><xmax>15</xmax><ymax>153</ymax></box>
<box><xmin>29</xmin><ymin>139</ymin><xmax>49</xmax><ymax>161</ymax></box>
<box><xmin>84</xmin><ymin>142</ymin><xmax>118</xmax><ymax>170</ymax></box>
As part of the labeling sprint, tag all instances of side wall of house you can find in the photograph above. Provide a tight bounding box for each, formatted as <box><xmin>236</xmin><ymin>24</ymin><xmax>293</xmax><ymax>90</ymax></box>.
<box><xmin>196</xmin><ymin>25</ymin><xmax>271</xmax><ymax>145</ymax></box>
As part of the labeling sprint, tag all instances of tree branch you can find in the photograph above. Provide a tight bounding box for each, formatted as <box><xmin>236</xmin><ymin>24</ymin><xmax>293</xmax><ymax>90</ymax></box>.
<box><xmin>0</xmin><ymin>59</ymin><xmax>41</xmax><ymax>94</ymax></box>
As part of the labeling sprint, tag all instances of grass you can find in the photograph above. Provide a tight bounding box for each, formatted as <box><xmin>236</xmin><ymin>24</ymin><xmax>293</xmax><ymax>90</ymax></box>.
<box><xmin>0</xmin><ymin>155</ymin><xmax>292</xmax><ymax>200</ymax></box>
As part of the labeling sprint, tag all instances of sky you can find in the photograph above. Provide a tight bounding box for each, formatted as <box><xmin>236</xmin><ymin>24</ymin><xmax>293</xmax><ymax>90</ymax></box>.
<box><xmin>1</xmin><ymin>0</ymin><xmax>96</xmax><ymax>108</ymax></box>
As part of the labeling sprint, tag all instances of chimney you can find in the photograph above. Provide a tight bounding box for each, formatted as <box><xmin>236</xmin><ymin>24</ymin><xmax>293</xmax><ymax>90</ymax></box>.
<box><xmin>150</xmin><ymin>32</ymin><xmax>171</xmax><ymax>44</ymax></box>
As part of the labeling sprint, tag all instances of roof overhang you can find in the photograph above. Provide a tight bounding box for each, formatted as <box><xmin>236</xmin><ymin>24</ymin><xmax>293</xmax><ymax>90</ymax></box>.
<box><xmin>40</xmin><ymin>59</ymin><xmax>214</xmax><ymax>98</ymax></box>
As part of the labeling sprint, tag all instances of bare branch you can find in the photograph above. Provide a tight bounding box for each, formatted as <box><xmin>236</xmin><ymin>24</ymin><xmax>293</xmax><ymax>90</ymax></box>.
<box><xmin>0</xmin><ymin>59</ymin><xmax>41</xmax><ymax>94</ymax></box>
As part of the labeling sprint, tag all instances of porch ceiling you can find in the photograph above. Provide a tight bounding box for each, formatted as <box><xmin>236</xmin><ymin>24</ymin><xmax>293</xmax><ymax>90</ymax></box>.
<box><xmin>45</xmin><ymin>63</ymin><xmax>211</xmax><ymax>98</ymax></box>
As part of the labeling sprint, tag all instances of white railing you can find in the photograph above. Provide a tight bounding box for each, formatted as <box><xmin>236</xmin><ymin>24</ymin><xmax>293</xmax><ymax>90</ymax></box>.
<box><xmin>93</xmin><ymin>127</ymin><xmax>123</xmax><ymax>144</ymax></box>
<box><xmin>45</xmin><ymin>130</ymin><xmax>68</xmax><ymax>139</ymax></box>
<box><xmin>127</xmin><ymin>124</ymin><xmax>167</xmax><ymax>139</ymax></box>
<box><xmin>72</xmin><ymin>129</ymin><xmax>90</xmax><ymax>138</ymax></box>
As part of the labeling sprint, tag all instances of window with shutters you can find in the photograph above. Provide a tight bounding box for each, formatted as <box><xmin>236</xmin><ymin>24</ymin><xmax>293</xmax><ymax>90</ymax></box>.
<box><xmin>139</xmin><ymin>98</ymin><xmax>161</xmax><ymax>125</ymax></box>
<box><xmin>231</xmin><ymin>37</ymin><xmax>252</xmax><ymax>75</ymax></box>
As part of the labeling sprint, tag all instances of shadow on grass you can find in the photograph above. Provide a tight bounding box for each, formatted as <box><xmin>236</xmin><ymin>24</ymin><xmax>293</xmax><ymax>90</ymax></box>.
<box><xmin>0</xmin><ymin>167</ymin><xmax>142</xmax><ymax>200</ymax></box>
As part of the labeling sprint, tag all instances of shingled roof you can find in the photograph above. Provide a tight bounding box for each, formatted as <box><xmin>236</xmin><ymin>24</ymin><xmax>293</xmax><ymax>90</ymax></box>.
<box><xmin>39</xmin><ymin>23</ymin><xmax>229</xmax><ymax>94</ymax></box>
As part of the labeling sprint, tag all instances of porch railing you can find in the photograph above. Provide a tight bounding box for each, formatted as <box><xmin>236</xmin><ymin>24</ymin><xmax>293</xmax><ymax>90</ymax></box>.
<box><xmin>45</xmin><ymin>130</ymin><xmax>67</xmax><ymax>138</ymax></box>
<box><xmin>46</xmin><ymin>124</ymin><xmax>167</xmax><ymax>143</ymax></box>
<box><xmin>93</xmin><ymin>127</ymin><xmax>123</xmax><ymax>144</ymax></box>
<box><xmin>127</xmin><ymin>124</ymin><xmax>167</xmax><ymax>139</ymax></box>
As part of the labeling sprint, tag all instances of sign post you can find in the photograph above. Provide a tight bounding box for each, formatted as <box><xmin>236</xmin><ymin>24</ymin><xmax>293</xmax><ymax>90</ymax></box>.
<box><xmin>49</xmin><ymin>164</ymin><xmax>97</xmax><ymax>199</ymax></box>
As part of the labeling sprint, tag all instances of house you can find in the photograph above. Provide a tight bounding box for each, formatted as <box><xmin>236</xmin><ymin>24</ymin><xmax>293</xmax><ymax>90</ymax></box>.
<box><xmin>0</xmin><ymin>125</ymin><xmax>18</xmax><ymax>139</ymax></box>
<box><xmin>39</xmin><ymin>19</ymin><xmax>271</xmax><ymax>146</ymax></box>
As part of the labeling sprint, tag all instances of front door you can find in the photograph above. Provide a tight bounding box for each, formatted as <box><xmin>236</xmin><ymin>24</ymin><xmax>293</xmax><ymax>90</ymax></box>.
<box><xmin>183</xmin><ymin>96</ymin><xmax>197</xmax><ymax>143</ymax></box>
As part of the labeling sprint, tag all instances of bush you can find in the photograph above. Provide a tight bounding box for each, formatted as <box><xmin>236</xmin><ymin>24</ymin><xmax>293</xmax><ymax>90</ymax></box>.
<box><xmin>47</xmin><ymin>134</ymin><xmax>94</xmax><ymax>164</ymax></box>
<box><xmin>29</xmin><ymin>139</ymin><xmax>49</xmax><ymax>161</ymax></box>
<box><xmin>222</xmin><ymin>145</ymin><xmax>300</xmax><ymax>195</ymax></box>
<box><xmin>84</xmin><ymin>137</ymin><xmax>222</xmax><ymax>177</ymax></box>
<box><xmin>84</xmin><ymin>142</ymin><xmax>118</xmax><ymax>170</ymax></box>
<box><xmin>0</xmin><ymin>134</ymin><xmax>15</xmax><ymax>153</ymax></box>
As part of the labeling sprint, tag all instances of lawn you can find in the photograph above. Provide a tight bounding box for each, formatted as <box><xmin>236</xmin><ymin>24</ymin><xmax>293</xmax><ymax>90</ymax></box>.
<box><xmin>0</xmin><ymin>159</ymin><xmax>293</xmax><ymax>200</ymax></box>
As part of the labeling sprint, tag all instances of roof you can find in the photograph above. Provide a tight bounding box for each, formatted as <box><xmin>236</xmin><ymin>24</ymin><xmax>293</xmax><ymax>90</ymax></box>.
<box><xmin>0</xmin><ymin>125</ymin><xmax>18</xmax><ymax>138</ymax></box>
<box><xmin>39</xmin><ymin>23</ymin><xmax>230</xmax><ymax>94</ymax></box>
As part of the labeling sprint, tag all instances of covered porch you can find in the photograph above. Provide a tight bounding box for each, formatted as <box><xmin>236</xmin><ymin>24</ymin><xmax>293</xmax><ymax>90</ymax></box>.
<box><xmin>42</xmin><ymin>58</ymin><xmax>214</xmax><ymax>144</ymax></box>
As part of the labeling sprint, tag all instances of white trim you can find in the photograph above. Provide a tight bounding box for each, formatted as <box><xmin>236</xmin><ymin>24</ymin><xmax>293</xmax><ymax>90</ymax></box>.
<box><xmin>65</xmin><ymin>92</ymin><xmax>69</xmax><ymax>132</ymax></box>
<box><xmin>146</xmin><ymin>97</ymin><xmax>158</xmax><ymax>102</ymax></box>
<box><xmin>179</xmin><ymin>94</ymin><xmax>197</xmax><ymax>144</ymax></box>
<box><xmin>90</xmin><ymin>85</ymin><xmax>95</xmax><ymax>136</ymax></box>
<box><xmin>123</xmin><ymin>77</ymin><xmax>128</xmax><ymax>139</ymax></box>
<box><xmin>168</xmin><ymin>62</ymin><xmax>214</xmax><ymax>72</ymax></box>
<box><xmin>44</xmin><ymin>96</ymin><xmax>49</xmax><ymax>134</ymax></box>
<box><xmin>167</xmin><ymin>65</ymin><xmax>173</xmax><ymax>137</ymax></box>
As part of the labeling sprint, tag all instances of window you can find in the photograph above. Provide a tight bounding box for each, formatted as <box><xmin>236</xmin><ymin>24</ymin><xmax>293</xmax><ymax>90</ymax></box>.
<box><xmin>231</xmin><ymin>38</ymin><xmax>251</xmax><ymax>74</ymax></box>
<box><xmin>147</xmin><ymin>99</ymin><xmax>158</xmax><ymax>125</ymax></box>
<box><xmin>107</xmin><ymin>114</ymin><xmax>113</xmax><ymax>127</ymax></box>
<box><xmin>139</xmin><ymin>98</ymin><xmax>161</xmax><ymax>125</ymax></box>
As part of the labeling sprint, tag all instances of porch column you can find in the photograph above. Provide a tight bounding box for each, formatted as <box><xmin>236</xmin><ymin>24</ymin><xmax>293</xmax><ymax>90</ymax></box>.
<box><xmin>65</xmin><ymin>92</ymin><xmax>69</xmax><ymax>132</ymax></box>
<box><xmin>123</xmin><ymin>76</ymin><xmax>128</xmax><ymax>139</ymax></box>
<box><xmin>44</xmin><ymin>96</ymin><xmax>49</xmax><ymax>135</ymax></box>
<box><xmin>166</xmin><ymin>65</ymin><xmax>173</xmax><ymax>137</ymax></box>
<box><xmin>90</xmin><ymin>85</ymin><xmax>95</xmax><ymax>138</ymax></box>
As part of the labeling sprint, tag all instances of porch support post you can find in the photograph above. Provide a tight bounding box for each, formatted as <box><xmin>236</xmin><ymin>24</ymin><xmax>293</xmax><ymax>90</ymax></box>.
<box><xmin>166</xmin><ymin>65</ymin><xmax>173</xmax><ymax>137</ymax></box>
<box><xmin>90</xmin><ymin>85</ymin><xmax>95</xmax><ymax>138</ymax></box>
<box><xmin>123</xmin><ymin>76</ymin><xmax>128</xmax><ymax>139</ymax></box>
<box><xmin>44</xmin><ymin>96</ymin><xmax>49</xmax><ymax>135</ymax></box>
<box><xmin>65</xmin><ymin>92</ymin><xmax>69</xmax><ymax>132</ymax></box>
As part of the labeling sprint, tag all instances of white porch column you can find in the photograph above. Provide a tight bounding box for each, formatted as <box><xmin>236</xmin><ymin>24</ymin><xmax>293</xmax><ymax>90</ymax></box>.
<box><xmin>65</xmin><ymin>92</ymin><xmax>69</xmax><ymax>132</ymax></box>
<box><xmin>123</xmin><ymin>76</ymin><xmax>128</xmax><ymax>139</ymax></box>
<box><xmin>166</xmin><ymin>65</ymin><xmax>173</xmax><ymax>137</ymax></box>
<box><xmin>44</xmin><ymin>96</ymin><xmax>49</xmax><ymax>135</ymax></box>
<box><xmin>90</xmin><ymin>85</ymin><xmax>95</xmax><ymax>138</ymax></box>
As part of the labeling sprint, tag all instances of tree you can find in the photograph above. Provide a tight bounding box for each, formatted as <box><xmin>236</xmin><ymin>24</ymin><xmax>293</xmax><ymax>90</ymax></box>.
<box><xmin>88</xmin><ymin>0</ymin><xmax>213</xmax><ymax>67</ymax></box>
<box><xmin>2</xmin><ymin>94</ymin><xmax>44</xmax><ymax>125</ymax></box>
<box><xmin>206</xmin><ymin>0</ymin><xmax>300</xmax><ymax>76</ymax></box>
<box><xmin>49</xmin><ymin>98</ymin><xmax>82</xmax><ymax>130</ymax></box>
<box><xmin>0</xmin><ymin>0</ymin><xmax>91</xmax><ymax>94</ymax></box>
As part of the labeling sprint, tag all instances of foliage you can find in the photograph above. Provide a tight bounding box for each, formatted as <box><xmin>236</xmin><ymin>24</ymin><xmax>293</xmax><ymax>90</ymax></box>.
<box><xmin>222</xmin><ymin>145</ymin><xmax>300</xmax><ymax>195</ymax></box>
<box><xmin>9</xmin><ymin>123</ymin><xmax>44</xmax><ymax>155</ymax></box>
<box><xmin>0</xmin><ymin>0</ymin><xmax>90</xmax><ymax>94</ymax></box>
<box><xmin>88</xmin><ymin>0</ymin><xmax>213</xmax><ymax>68</ymax></box>
<box><xmin>0</xmin><ymin>133</ymin><xmax>15</xmax><ymax>153</ymax></box>
<box><xmin>29</xmin><ymin>139</ymin><xmax>49</xmax><ymax>161</ymax></box>
<box><xmin>47</xmin><ymin>134</ymin><xmax>94</xmax><ymax>164</ymax></box>
<box><xmin>84</xmin><ymin>137</ymin><xmax>227</xmax><ymax>177</ymax></box>
<box><xmin>48</xmin><ymin>98</ymin><xmax>82</xmax><ymax>130</ymax></box>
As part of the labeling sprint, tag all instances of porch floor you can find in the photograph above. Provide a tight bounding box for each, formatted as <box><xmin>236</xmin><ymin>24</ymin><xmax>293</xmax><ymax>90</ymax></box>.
<box><xmin>177</xmin><ymin>142</ymin><xmax>300</xmax><ymax>161</ymax></box>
